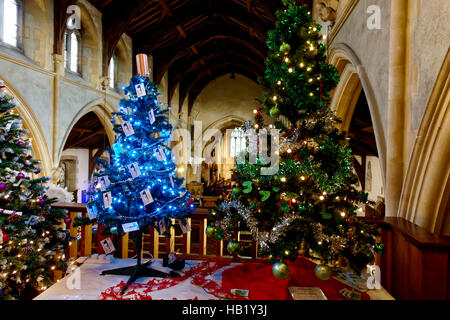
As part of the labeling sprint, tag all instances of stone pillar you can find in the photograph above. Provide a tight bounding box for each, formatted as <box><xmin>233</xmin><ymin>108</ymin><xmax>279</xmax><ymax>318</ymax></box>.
<box><xmin>386</xmin><ymin>0</ymin><xmax>408</xmax><ymax>217</ymax></box>
<box><xmin>51</xmin><ymin>54</ymin><xmax>64</xmax><ymax>180</ymax></box>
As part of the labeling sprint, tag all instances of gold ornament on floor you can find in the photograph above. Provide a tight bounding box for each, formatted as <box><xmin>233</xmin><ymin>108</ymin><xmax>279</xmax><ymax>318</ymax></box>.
<box><xmin>272</xmin><ymin>261</ymin><xmax>290</xmax><ymax>279</ymax></box>
<box><xmin>314</xmin><ymin>264</ymin><xmax>332</xmax><ymax>280</ymax></box>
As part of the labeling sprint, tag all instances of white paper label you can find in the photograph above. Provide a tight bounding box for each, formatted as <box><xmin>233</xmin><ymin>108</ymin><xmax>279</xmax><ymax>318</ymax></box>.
<box><xmin>100</xmin><ymin>238</ymin><xmax>115</xmax><ymax>255</ymax></box>
<box><xmin>5</xmin><ymin>121</ymin><xmax>13</xmax><ymax>132</ymax></box>
<box><xmin>113</xmin><ymin>143</ymin><xmax>124</xmax><ymax>155</ymax></box>
<box><xmin>103</xmin><ymin>192</ymin><xmax>112</xmax><ymax>209</ymax></box>
<box><xmin>155</xmin><ymin>147</ymin><xmax>166</xmax><ymax>162</ymax></box>
<box><xmin>26</xmin><ymin>215</ymin><xmax>40</xmax><ymax>226</ymax></box>
<box><xmin>158</xmin><ymin>219</ymin><xmax>167</xmax><ymax>235</ymax></box>
<box><xmin>122</xmin><ymin>121</ymin><xmax>135</xmax><ymax>137</ymax></box>
<box><xmin>122</xmin><ymin>222</ymin><xmax>140</xmax><ymax>233</ymax></box>
<box><xmin>99</xmin><ymin>176</ymin><xmax>111</xmax><ymax>192</ymax></box>
<box><xmin>179</xmin><ymin>219</ymin><xmax>191</xmax><ymax>234</ymax></box>
<box><xmin>128</xmin><ymin>162</ymin><xmax>142</xmax><ymax>179</ymax></box>
<box><xmin>0</xmin><ymin>209</ymin><xmax>22</xmax><ymax>216</ymax></box>
<box><xmin>148</xmin><ymin>109</ymin><xmax>156</xmax><ymax>124</ymax></box>
<box><xmin>87</xmin><ymin>205</ymin><xmax>98</xmax><ymax>220</ymax></box>
<box><xmin>140</xmin><ymin>189</ymin><xmax>154</xmax><ymax>206</ymax></box>
<box><xmin>168</xmin><ymin>252</ymin><xmax>176</xmax><ymax>264</ymax></box>
<box><xmin>135</xmin><ymin>84</ymin><xmax>146</xmax><ymax>97</ymax></box>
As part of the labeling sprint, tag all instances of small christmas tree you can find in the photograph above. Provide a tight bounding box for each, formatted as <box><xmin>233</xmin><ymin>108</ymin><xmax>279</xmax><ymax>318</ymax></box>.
<box><xmin>76</xmin><ymin>55</ymin><xmax>194</xmax><ymax>291</ymax></box>
<box><xmin>209</xmin><ymin>1</ymin><xmax>381</xmax><ymax>280</ymax></box>
<box><xmin>0</xmin><ymin>81</ymin><xmax>69</xmax><ymax>299</ymax></box>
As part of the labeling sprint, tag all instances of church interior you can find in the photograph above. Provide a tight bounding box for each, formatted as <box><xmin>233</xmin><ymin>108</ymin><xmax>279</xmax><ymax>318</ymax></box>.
<box><xmin>0</xmin><ymin>0</ymin><xmax>449</xmax><ymax>302</ymax></box>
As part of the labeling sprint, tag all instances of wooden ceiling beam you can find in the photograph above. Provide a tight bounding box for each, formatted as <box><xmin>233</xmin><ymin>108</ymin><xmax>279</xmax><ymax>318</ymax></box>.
<box><xmin>54</xmin><ymin>0</ymin><xmax>78</xmax><ymax>54</ymax></box>
<box><xmin>247</xmin><ymin>0</ymin><xmax>253</xmax><ymax>13</ymax></box>
<box><xmin>151</xmin><ymin>33</ymin><xmax>265</xmax><ymax>83</ymax></box>
<box><xmin>101</xmin><ymin>0</ymin><xmax>153</xmax><ymax>75</ymax></box>
<box><xmin>176</xmin><ymin>25</ymin><xmax>188</xmax><ymax>39</ymax></box>
<box><xmin>169</xmin><ymin>49</ymin><xmax>264</xmax><ymax>90</ymax></box>
<box><xmin>156</xmin><ymin>0</ymin><xmax>173</xmax><ymax>17</ymax></box>
<box><xmin>190</xmin><ymin>45</ymin><xmax>198</xmax><ymax>54</ymax></box>
<box><xmin>67</xmin><ymin>129</ymin><xmax>105</xmax><ymax>147</ymax></box>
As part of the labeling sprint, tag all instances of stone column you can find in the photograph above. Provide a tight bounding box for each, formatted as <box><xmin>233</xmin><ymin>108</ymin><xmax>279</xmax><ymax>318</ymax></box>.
<box><xmin>386</xmin><ymin>0</ymin><xmax>408</xmax><ymax>217</ymax></box>
<box><xmin>51</xmin><ymin>53</ymin><xmax>64</xmax><ymax>181</ymax></box>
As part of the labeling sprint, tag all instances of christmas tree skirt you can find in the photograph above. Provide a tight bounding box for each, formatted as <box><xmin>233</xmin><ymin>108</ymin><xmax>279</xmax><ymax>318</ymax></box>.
<box><xmin>220</xmin><ymin>257</ymin><xmax>370</xmax><ymax>300</ymax></box>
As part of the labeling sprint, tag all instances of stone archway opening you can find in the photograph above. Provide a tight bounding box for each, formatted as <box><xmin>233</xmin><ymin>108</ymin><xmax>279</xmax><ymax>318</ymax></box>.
<box><xmin>347</xmin><ymin>89</ymin><xmax>385</xmax><ymax>216</ymax></box>
<box><xmin>60</xmin><ymin>111</ymin><xmax>111</xmax><ymax>202</ymax></box>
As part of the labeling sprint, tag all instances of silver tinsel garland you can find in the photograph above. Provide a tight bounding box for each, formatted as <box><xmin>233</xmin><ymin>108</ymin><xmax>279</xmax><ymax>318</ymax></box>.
<box><xmin>218</xmin><ymin>201</ymin><xmax>296</xmax><ymax>250</ymax></box>
<box><xmin>312</xmin><ymin>223</ymin><xmax>346</xmax><ymax>255</ymax></box>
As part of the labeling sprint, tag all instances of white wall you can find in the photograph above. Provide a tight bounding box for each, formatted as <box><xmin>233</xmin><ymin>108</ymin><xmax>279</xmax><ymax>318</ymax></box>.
<box><xmin>61</xmin><ymin>148</ymin><xmax>90</xmax><ymax>202</ymax></box>
<box><xmin>366</xmin><ymin>156</ymin><xmax>384</xmax><ymax>202</ymax></box>
<box><xmin>187</xmin><ymin>74</ymin><xmax>263</xmax><ymax>183</ymax></box>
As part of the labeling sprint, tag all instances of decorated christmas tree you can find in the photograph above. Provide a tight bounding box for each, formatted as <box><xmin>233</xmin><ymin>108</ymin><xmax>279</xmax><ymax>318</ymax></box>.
<box><xmin>209</xmin><ymin>1</ymin><xmax>382</xmax><ymax>280</ymax></box>
<box><xmin>0</xmin><ymin>81</ymin><xmax>70</xmax><ymax>299</ymax></box>
<box><xmin>75</xmin><ymin>55</ymin><xmax>194</xmax><ymax>290</ymax></box>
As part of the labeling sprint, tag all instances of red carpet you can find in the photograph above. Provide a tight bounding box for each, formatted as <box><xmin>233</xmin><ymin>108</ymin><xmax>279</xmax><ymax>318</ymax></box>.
<box><xmin>221</xmin><ymin>257</ymin><xmax>370</xmax><ymax>300</ymax></box>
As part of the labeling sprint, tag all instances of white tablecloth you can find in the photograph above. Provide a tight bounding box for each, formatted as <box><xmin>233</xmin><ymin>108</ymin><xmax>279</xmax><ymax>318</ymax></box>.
<box><xmin>35</xmin><ymin>257</ymin><xmax>237</xmax><ymax>300</ymax></box>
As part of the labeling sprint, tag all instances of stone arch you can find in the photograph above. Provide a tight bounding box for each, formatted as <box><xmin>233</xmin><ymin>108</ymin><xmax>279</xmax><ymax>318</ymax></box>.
<box><xmin>114</xmin><ymin>36</ymin><xmax>132</xmax><ymax>88</ymax></box>
<box><xmin>75</xmin><ymin>1</ymin><xmax>101</xmax><ymax>85</ymax></box>
<box><xmin>399</xmin><ymin>48</ymin><xmax>450</xmax><ymax>235</ymax></box>
<box><xmin>58</xmin><ymin>98</ymin><xmax>115</xmax><ymax>163</ymax></box>
<box><xmin>328</xmin><ymin>43</ymin><xmax>387</xmax><ymax>181</ymax></box>
<box><xmin>193</xmin><ymin>115</ymin><xmax>247</xmax><ymax>153</ymax></box>
<box><xmin>0</xmin><ymin>77</ymin><xmax>52</xmax><ymax>177</ymax></box>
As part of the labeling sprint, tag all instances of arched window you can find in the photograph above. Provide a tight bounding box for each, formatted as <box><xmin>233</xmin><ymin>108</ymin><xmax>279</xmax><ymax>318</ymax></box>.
<box><xmin>108</xmin><ymin>56</ymin><xmax>116</xmax><ymax>89</ymax></box>
<box><xmin>0</xmin><ymin>0</ymin><xmax>22</xmax><ymax>48</ymax></box>
<box><xmin>230</xmin><ymin>127</ymin><xmax>246</xmax><ymax>158</ymax></box>
<box><xmin>64</xmin><ymin>30</ymin><xmax>81</xmax><ymax>73</ymax></box>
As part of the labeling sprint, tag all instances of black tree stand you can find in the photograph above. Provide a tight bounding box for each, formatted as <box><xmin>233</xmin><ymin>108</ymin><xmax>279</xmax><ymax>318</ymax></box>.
<box><xmin>100</xmin><ymin>230</ymin><xmax>178</xmax><ymax>295</ymax></box>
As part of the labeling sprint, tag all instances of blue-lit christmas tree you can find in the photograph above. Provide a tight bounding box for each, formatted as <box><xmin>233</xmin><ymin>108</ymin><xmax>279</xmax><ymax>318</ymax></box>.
<box><xmin>81</xmin><ymin>55</ymin><xmax>194</xmax><ymax>292</ymax></box>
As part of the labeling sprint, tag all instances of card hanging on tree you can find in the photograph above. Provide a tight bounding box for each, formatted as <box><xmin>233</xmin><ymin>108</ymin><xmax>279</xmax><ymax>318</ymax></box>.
<box><xmin>155</xmin><ymin>147</ymin><xmax>166</xmax><ymax>161</ymax></box>
<box><xmin>122</xmin><ymin>121</ymin><xmax>135</xmax><ymax>137</ymax></box>
<box><xmin>112</xmin><ymin>143</ymin><xmax>124</xmax><ymax>155</ymax></box>
<box><xmin>99</xmin><ymin>176</ymin><xmax>111</xmax><ymax>192</ymax></box>
<box><xmin>5</xmin><ymin>121</ymin><xmax>13</xmax><ymax>132</ymax></box>
<box><xmin>25</xmin><ymin>215</ymin><xmax>40</xmax><ymax>226</ymax></box>
<box><xmin>140</xmin><ymin>189</ymin><xmax>154</xmax><ymax>206</ymax></box>
<box><xmin>127</xmin><ymin>162</ymin><xmax>142</xmax><ymax>179</ymax></box>
<box><xmin>179</xmin><ymin>219</ymin><xmax>191</xmax><ymax>234</ymax></box>
<box><xmin>158</xmin><ymin>219</ymin><xmax>167</xmax><ymax>235</ymax></box>
<box><xmin>0</xmin><ymin>209</ymin><xmax>22</xmax><ymax>216</ymax></box>
<box><xmin>87</xmin><ymin>205</ymin><xmax>98</xmax><ymax>220</ymax></box>
<box><xmin>103</xmin><ymin>192</ymin><xmax>112</xmax><ymax>209</ymax></box>
<box><xmin>135</xmin><ymin>84</ymin><xmax>146</xmax><ymax>97</ymax></box>
<box><xmin>100</xmin><ymin>238</ymin><xmax>116</xmax><ymax>255</ymax></box>
<box><xmin>148</xmin><ymin>109</ymin><xmax>156</xmax><ymax>124</ymax></box>
<box><xmin>122</xmin><ymin>222</ymin><xmax>140</xmax><ymax>233</ymax></box>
